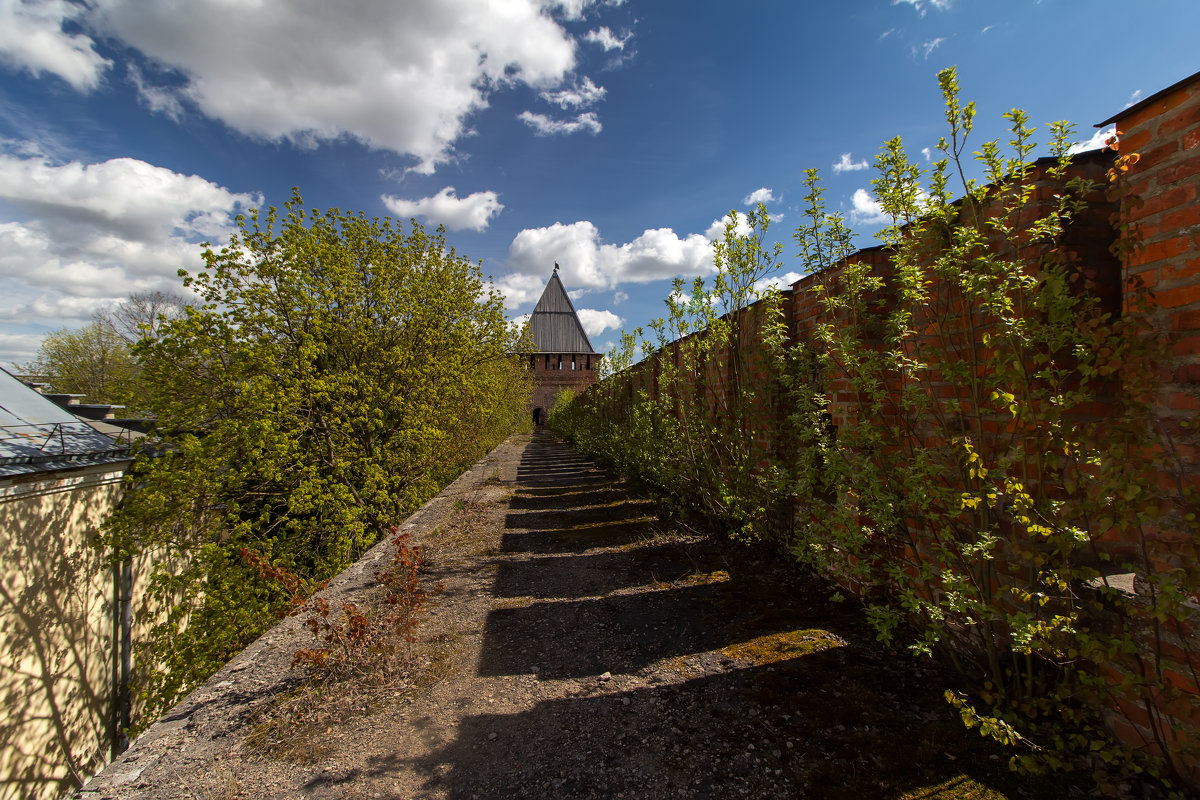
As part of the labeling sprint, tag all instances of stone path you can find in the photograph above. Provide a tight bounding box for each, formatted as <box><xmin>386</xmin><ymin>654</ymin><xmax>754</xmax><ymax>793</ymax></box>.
<box><xmin>81</xmin><ymin>431</ymin><xmax>1069</xmax><ymax>800</ymax></box>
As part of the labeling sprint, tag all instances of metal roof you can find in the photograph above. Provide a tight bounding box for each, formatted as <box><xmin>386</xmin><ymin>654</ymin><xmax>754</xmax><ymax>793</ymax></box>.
<box><xmin>0</xmin><ymin>368</ymin><xmax>132</xmax><ymax>477</ymax></box>
<box><xmin>528</xmin><ymin>269</ymin><xmax>596</xmax><ymax>354</ymax></box>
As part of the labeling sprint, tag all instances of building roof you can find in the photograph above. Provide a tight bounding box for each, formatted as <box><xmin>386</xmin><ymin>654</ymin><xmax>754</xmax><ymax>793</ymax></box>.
<box><xmin>0</xmin><ymin>368</ymin><xmax>132</xmax><ymax>477</ymax></box>
<box><xmin>528</xmin><ymin>268</ymin><xmax>596</xmax><ymax>354</ymax></box>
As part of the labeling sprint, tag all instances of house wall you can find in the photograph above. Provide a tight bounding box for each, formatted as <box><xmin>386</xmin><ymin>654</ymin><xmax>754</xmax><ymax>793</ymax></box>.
<box><xmin>0</xmin><ymin>463</ymin><xmax>140</xmax><ymax>800</ymax></box>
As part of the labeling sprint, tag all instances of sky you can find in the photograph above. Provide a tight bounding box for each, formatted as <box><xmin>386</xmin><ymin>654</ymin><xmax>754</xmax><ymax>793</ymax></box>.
<box><xmin>0</xmin><ymin>0</ymin><xmax>1197</xmax><ymax>368</ymax></box>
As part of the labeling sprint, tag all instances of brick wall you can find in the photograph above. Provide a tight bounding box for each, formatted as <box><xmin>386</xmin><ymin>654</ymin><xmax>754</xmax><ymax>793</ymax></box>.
<box><xmin>573</xmin><ymin>71</ymin><xmax>1200</xmax><ymax>785</ymax></box>
<box><xmin>1097</xmin><ymin>73</ymin><xmax>1200</xmax><ymax>778</ymax></box>
<box><xmin>527</xmin><ymin>352</ymin><xmax>601</xmax><ymax>424</ymax></box>
<box><xmin>1109</xmin><ymin>75</ymin><xmax>1200</xmax><ymax>485</ymax></box>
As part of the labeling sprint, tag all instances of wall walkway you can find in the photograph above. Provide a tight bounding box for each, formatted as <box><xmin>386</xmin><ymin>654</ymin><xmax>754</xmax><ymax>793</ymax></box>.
<box><xmin>78</xmin><ymin>432</ymin><xmax>1085</xmax><ymax>799</ymax></box>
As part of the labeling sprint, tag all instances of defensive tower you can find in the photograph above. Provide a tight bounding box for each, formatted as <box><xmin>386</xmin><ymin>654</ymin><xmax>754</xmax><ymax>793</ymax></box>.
<box><xmin>525</xmin><ymin>265</ymin><xmax>601</xmax><ymax>425</ymax></box>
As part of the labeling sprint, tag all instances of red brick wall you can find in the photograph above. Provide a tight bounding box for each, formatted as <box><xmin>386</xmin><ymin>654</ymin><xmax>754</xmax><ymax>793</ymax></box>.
<box><xmin>1114</xmin><ymin>78</ymin><xmax>1200</xmax><ymax>486</ymax></box>
<box><xmin>527</xmin><ymin>352</ymin><xmax>601</xmax><ymax>424</ymax></box>
<box><xmin>1100</xmin><ymin>75</ymin><xmax>1200</xmax><ymax>779</ymax></box>
<box><xmin>573</xmin><ymin>73</ymin><xmax>1200</xmax><ymax>784</ymax></box>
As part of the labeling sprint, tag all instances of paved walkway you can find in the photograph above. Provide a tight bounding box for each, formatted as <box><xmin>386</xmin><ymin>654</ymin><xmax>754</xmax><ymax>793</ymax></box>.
<box><xmin>81</xmin><ymin>431</ymin><xmax>1057</xmax><ymax>800</ymax></box>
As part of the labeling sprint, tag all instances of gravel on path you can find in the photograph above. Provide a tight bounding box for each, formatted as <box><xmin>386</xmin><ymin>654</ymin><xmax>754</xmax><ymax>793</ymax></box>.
<box><xmin>79</xmin><ymin>431</ymin><xmax>1081</xmax><ymax>800</ymax></box>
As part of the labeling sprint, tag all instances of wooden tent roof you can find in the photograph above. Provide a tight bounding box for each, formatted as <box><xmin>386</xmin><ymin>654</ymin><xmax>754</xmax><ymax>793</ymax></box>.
<box><xmin>528</xmin><ymin>268</ymin><xmax>596</xmax><ymax>354</ymax></box>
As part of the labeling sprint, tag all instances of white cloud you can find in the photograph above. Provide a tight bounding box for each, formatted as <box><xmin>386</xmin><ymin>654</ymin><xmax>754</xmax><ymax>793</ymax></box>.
<box><xmin>914</xmin><ymin>37</ymin><xmax>945</xmax><ymax>59</ymax></box>
<box><xmin>381</xmin><ymin>187</ymin><xmax>503</xmax><ymax>232</ymax></box>
<box><xmin>0</xmin><ymin>0</ymin><xmax>111</xmax><ymax>91</ymax></box>
<box><xmin>1125</xmin><ymin>89</ymin><xmax>1144</xmax><ymax>108</ymax></box>
<box><xmin>584</xmin><ymin>26</ymin><xmax>631</xmax><ymax>51</ymax></box>
<box><xmin>576</xmin><ymin>308</ymin><xmax>622</xmax><ymax>337</ymax></box>
<box><xmin>498</xmin><ymin>219</ymin><xmax>721</xmax><ymax>308</ymax></box>
<box><xmin>508</xmin><ymin>312</ymin><xmax>532</xmax><ymax>335</ymax></box>
<box><xmin>84</xmin><ymin>0</ymin><xmax>586</xmax><ymax>174</ymax></box>
<box><xmin>753</xmin><ymin>271</ymin><xmax>803</xmax><ymax>295</ymax></box>
<box><xmin>850</xmin><ymin>188</ymin><xmax>888</xmax><ymax>225</ymax></box>
<box><xmin>548</xmin><ymin>0</ymin><xmax>597</xmax><ymax>20</ymax></box>
<box><xmin>921</xmin><ymin>146</ymin><xmax>933</xmax><ymax>161</ymax></box>
<box><xmin>518</xmin><ymin>111</ymin><xmax>602</xmax><ymax>136</ymax></box>
<box><xmin>704</xmin><ymin>212</ymin><xmax>752</xmax><ymax>241</ymax></box>
<box><xmin>1069</xmin><ymin>126</ymin><xmax>1118</xmax><ymax>155</ymax></box>
<box><xmin>832</xmin><ymin>153</ymin><xmax>869</xmax><ymax>173</ymax></box>
<box><xmin>893</xmin><ymin>0</ymin><xmax>953</xmax><ymax>15</ymax></box>
<box><xmin>743</xmin><ymin>187</ymin><xmax>777</xmax><ymax>206</ymax></box>
<box><xmin>127</xmin><ymin>63</ymin><xmax>184</xmax><ymax>120</ymax></box>
<box><xmin>0</xmin><ymin>332</ymin><xmax>49</xmax><ymax>369</ymax></box>
<box><xmin>613</xmin><ymin>290</ymin><xmax>629</xmax><ymax>304</ymax></box>
<box><xmin>0</xmin><ymin>145</ymin><xmax>253</xmax><ymax>361</ymax></box>
<box><xmin>540</xmin><ymin>76</ymin><xmax>606</xmax><ymax>110</ymax></box>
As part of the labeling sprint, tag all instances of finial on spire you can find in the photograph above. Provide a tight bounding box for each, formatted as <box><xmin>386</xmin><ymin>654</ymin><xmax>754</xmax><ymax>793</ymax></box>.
<box><xmin>553</xmin><ymin>262</ymin><xmax>559</xmax><ymax>273</ymax></box>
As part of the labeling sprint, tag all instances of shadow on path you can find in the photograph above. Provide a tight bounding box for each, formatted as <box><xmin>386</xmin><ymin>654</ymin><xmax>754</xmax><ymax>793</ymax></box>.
<box><xmin>346</xmin><ymin>432</ymin><xmax>1076</xmax><ymax>799</ymax></box>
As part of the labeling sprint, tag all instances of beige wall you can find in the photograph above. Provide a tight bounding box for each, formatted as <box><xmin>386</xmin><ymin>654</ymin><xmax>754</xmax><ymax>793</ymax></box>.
<box><xmin>0</xmin><ymin>463</ymin><xmax>130</xmax><ymax>800</ymax></box>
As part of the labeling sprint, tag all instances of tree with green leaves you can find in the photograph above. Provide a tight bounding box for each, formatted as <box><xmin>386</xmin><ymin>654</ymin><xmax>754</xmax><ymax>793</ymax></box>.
<box><xmin>105</xmin><ymin>191</ymin><xmax>532</xmax><ymax>723</ymax></box>
<box><xmin>26</xmin><ymin>319</ymin><xmax>142</xmax><ymax>407</ymax></box>
<box><xmin>552</xmin><ymin>203</ymin><xmax>785</xmax><ymax>537</ymax></box>
<box><xmin>24</xmin><ymin>291</ymin><xmax>191</xmax><ymax>411</ymax></box>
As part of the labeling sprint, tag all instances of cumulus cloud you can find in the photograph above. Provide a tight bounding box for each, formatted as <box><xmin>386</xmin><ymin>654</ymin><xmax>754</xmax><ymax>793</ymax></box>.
<box><xmin>81</xmin><ymin>0</ymin><xmax>586</xmax><ymax>174</ymax></box>
<box><xmin>0</xmin><ymin>332</ymin><xmax>50</xmax><ymax>369</ymax></box>
<box><xmin>518</xmin><ymin>111</ymin><xmax>602</xmax><ymax>136</ymax></box>
<box><xmin>0</xmin><ymin>0</ymin><xmax>111</xmax><ymax>91</ymax></box>
<box><xmin>753</xmin><ymin>271</ymin><xmax>803</xmax><ymax>295</ymax></box>
<box><xmin>921</xmin><ymin>146</ymin><xmax>933</xmax><ymax>161</ymax></box>
<box><xmin>584</xmin><ymin>26</ymin><xmax>631</xmax><ymax>51</ymax></box>
<box><xmin>1069</xmin><ymin>126</ymin><xmax>1118</xmax><ymax>155</ymax></box>
<box><xmin>497</xmin><ymin>218</ymin><xmax>724</xmax><ymax>308</ymax></box>
<box><xmin>576</xmin><ymin>308</ymin><xmax>622</xmax><ymax>337</ymax></box>
<box><xmin>613</xmin><ymin>290</ymin><xmax>629</xmax><ymax>304</ymax></box>
<box><xmin>0</xmin><ymin>145</ymin><xmax>253</xmax><ymax>361</ymax></box>
<box><xmin>381</xmin><ymin>187</ymin><xmax>503</xmax><ymax>232</ymax></box>
<box><xmin>743</xmin><ymin>187</ymin><xmax>777</xmax><ymax>206</ymax></box>
<box><xmin>832</xmin><ymin>153</ymin><xmax>869</xmax><ymax>173</ymax></box>
<box><xmin>540</xmin><ymin>76</ymin><xmax>606</xmax><ymax>110</ymax></box>
<box><xmin>849</xmin><ymin>188</ymin><xmax>888</xmax><ymax>225</ymax></box>
<box><xmin>704</xmin><ymin>211</ymin><xmax>752</xmax><ymax>242</ymax></box>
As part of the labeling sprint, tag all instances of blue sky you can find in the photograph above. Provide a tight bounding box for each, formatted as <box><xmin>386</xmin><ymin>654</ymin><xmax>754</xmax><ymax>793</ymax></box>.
<box><xmin>0</xmin><ymin>0</ymin><xmax>1197</xmax><ymax>367</ymax></box>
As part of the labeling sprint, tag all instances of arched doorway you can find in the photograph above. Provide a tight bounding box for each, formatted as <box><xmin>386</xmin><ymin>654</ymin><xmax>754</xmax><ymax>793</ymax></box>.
<box><xmin>532</xmin><ymin>407</ymin><xmax>545</xmax><ymax>426</ymax></box>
